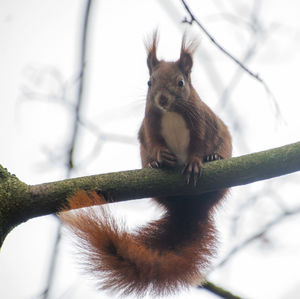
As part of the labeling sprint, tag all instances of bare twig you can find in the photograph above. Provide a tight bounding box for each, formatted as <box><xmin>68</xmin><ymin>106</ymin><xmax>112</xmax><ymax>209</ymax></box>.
<box><xmin>42</xmin><ymin>1</ymin><xmax>94</xmax><ymax>298</ymax></box>
<box><xmin>181</xmin><ymin>0</ymin><xmax>262</xmax><ymax>82</ymax></box>
<box><xmin>181</xmin><ymin>0</ymin><xmax>282</xmax><ymax>118</ymax></box>
<box><xmin>40</xmin><ymin>224</ymin><xmax>62</xmax><ymax>299</ymax></box>
<box><xmin>67</xmin><ymin>0</ymin><xmax>93</xmax><ymax>174</ymax></box>
<box><xmin>78</xmin><ymin>117</ymin><xmax>136</xmax><ymax>144</ymax></box>
<box><xmin>216</xmin><ymin>206</ymin><xmax>300</xmax><ymax>269</ymax></box>
<box><xmin>201</xmin><ymin>280</ymin><xmax>243</xmax><ymax>299</ymax></box>
<box><xmin>19</xmin><ymin>66</ymin><xmax>73</xmax><ymax>107</ymax></box>
<box><xmin>181</xmin><ymin>0</ymin><xmax>283</xmax><ymax>128</ymax></box>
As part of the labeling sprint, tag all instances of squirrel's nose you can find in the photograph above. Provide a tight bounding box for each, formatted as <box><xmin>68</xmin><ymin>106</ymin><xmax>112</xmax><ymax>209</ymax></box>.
<box><xmin>159</xmin><ymin>94</ymin><xmax>169</xmax><ymax>108</ymax></box>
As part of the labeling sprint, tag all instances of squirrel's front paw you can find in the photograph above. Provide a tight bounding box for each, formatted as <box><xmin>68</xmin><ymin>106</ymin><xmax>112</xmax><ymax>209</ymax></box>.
<box><xmin>147</xmin><ymin>148</ymin><xmax>177</xmax><ymax>168</ymax></box>
<box><xmin>157</xmin><ymin>147</ymin><xmax>177</xmax><ymax>167</ymax></box>
<box><xmin>182</xmin><ymin>156</ymin><xmax>203</xmax><ymax>186</ymax></box>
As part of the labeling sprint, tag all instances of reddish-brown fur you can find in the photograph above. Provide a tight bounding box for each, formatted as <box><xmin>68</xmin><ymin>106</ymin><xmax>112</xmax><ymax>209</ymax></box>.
<box><xmin>61</xmin><ymin>33</ymin><xmax>232</xmax><ymax>297</ymax></box>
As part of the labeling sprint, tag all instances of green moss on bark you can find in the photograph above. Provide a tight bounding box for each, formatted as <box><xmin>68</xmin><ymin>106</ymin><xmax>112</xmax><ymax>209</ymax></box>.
<box><xmin>0</xmin><ymin>166</ymin><xmax>30</xmax><ymax>245</ymax></box>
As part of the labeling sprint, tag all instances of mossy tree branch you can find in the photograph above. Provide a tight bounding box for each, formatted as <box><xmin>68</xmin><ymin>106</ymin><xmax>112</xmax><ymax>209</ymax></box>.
<box><xmin>1</xmin><ymin>141</ymin><xmax>300</xmax><ymax>248</ymax></box>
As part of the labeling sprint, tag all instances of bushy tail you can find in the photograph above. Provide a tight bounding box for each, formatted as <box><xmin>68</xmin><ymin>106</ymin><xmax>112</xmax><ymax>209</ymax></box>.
<box><xmin>61</xmin><ymin>192</ymin><xmax>223</xmax><ymax>297</ymax></box>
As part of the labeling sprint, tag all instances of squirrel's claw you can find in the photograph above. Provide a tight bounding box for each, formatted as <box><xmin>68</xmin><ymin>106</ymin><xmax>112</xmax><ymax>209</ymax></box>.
<box><xmin>182</xmin><ymin>157</ymin><xmax>203</xmax><ymax>186</ymax></box>
<box><xmin>147</xmin><ymin>161</ymin><xmax>160</xmax><ymax>168</ymax></box>
<box><xmin>203</xmin><ymin>153</ymin><xmax>222</xmax><ymax>162</ymax></box>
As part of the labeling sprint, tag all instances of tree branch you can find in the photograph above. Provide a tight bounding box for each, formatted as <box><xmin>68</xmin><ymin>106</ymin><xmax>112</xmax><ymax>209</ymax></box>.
<box><xmin>181</xmin><ymin>0</ymin><xmax>282</xmax><ymax>119</ymax></box>
<box><xmin>1</xmin><ymin>141</ymin><xmax>300</xmax><ymax>248</ymax></box>
<box><xmin>201</xmin><ymin>280</ymin><xmax>242</xmax><ymax>299</ymax></box>
<box><xmin>181</xmin><ymin>0</ymin><xmax>262</xmax><ymax>83</ymax></box>
<box><xmin>42</xmin><ymin>2</ymin><xmax>95</xmax><ymax>298</ymax></box>
<box><xmin>181</xmin><ymin>0</ymin><xmax>281</xmax><ymax>118</ymax></box>
<box><xmin>216</xmin><ymin>205</ymin><xmax>300</xmax><ymax>269</ymax></box>
<box><xmin>67</xmin><ymin>0</ymin><xmax>93</xmax><ymax>173</ymax></box>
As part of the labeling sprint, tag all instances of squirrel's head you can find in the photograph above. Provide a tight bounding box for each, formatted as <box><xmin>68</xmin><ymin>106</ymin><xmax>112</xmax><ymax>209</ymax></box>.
<box><xmin>145</xmin><ymin>31</ymin><xmax>198</xmax><ymax>111</ymax></box>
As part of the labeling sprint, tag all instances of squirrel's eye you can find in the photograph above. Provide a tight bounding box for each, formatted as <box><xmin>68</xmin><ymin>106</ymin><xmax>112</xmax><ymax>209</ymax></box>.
<box><xmin>178</xmin><ymin>79</ymin><xmax>184</xmax><ymax>87</ymax></box>
<box><xmin>147</xmin><ymin>80</ymin><xmax>152</xmax><ymax>87</ymax></box>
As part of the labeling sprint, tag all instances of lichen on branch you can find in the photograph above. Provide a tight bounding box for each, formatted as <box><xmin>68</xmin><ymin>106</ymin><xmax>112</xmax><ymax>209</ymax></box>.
<box><xmin>0</xmin><ymin>166</ymin><xmax>29</xmax><ymax>245</ymax></box>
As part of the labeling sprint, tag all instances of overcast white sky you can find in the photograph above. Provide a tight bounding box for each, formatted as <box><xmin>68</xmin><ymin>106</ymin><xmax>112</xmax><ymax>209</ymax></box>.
<box><xmin>1</xmin><ymin>1</ymin><xmax>300</xmax><ymax>298</ymax></box>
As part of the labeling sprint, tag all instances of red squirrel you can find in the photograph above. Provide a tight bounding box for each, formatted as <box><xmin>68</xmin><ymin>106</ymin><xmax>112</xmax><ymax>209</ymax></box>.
<box><xmin>61</xmin><ymin>33</ymin><xmax>232</xmax><ymax>297</ymax></box>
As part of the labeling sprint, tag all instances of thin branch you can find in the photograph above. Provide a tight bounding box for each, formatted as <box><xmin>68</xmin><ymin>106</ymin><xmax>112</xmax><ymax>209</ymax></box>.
<box><xmin>216</xmin><ymin>206</ymin><xmax>300</xmax><ymax>269</ymax></box>
<box><xmin>42</xmin><ymin>1</ymin><xmax>94</xmax><ymax>298</ymax></box>
<box><xmin>78</xmin><ymin>117</ymin><xmax>136</xmax><ymax>144</ymax></box>
<box><xmin>218</xmin><ymin>42</ymin><xmax>259</xmax><ymax>110</ymax></box>
<box><xmin>201</xmin><ymin>280</ymin><xmax>242</xmax><ymax>299</ymax></box>
<box><xmin>67</xmin><ymin>0</ymin><xmax>93</xmax><ymax>174</ymax></box>
<box><xmin>181</xmin><ymin>0</ymin><xmax>262</xmax><ymax>82</ymax></box>
<box><xmin>40</xmin><ymin>224</ymin><xmax>62</xmax><ymax>299</ymax></box>
<box><xmin>181</xmin><ymin>0</ymin><xmax>282</xmax><ymax>119</ymax></box>
<box><xmin>181</xmin><ymin>0</ymin><xmax>284</xmax><ymax>120</ymax></box>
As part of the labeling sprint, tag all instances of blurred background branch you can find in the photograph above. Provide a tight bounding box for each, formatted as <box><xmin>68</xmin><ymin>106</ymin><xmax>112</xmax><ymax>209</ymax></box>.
<box><xmin>216</xmin><ymin>205</ymin><xmax>300</xmax><ymax>269</ymax></box>
<box><xmin>42</xmin><ymin>1</ymin><xmax>94</xmax><ymax>298</ymax></box>
<box><xmin>181</xmin><ymin>0</ymin><xmax>263</xmax><ymax>82</ymax></box>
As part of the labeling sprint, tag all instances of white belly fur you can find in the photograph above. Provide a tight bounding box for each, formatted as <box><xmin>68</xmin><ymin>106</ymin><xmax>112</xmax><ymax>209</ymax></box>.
<box><xmin>161</xmin><ymin>112</ymin><xmax>190</xmax><ymax>165</ymax></box>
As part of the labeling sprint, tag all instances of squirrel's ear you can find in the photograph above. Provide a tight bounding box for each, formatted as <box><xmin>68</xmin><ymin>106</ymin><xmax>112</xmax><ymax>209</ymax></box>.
<box><xmin>145</xmin><ymin>30</ymin><xmax>159</xmax><ymax>75</ymax></box>
<box><xmin>178</xmin><ymin>34</ymin><xmax>198</xmax><ymax>77</ymax></box>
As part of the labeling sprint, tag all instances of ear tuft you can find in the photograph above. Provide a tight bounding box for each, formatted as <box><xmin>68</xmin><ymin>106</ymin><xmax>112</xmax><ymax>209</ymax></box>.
<box><xmin>145</xmin><ymin>30</ymin><xmax>160</xmax><ymax>75</ymax></box>
<box><xmin>178</xmin><ymin>33</ymin><xmax>199</xmax><ymax>77</ymax></box>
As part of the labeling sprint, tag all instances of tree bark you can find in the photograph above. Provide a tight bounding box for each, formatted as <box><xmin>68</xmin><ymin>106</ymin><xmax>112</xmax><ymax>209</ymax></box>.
<box><xmin>1</xmin><ymin>141</ymin><xmax>300</xmax><ymax>248</ymax></box>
